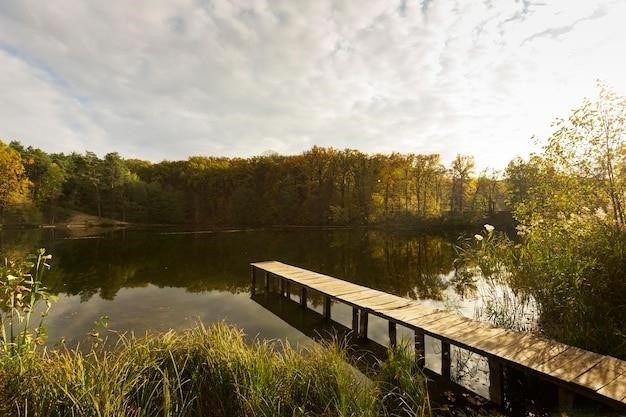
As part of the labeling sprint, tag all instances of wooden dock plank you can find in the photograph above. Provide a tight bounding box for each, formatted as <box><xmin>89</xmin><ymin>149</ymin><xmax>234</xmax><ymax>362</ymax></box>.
<box><xmin>573</xmin><ymin>356</ymin><xmax>626</xmax><ymax>391</ymax></box>
<box><xmin>377</xmin><ymin>302</ymin><xmax>425</xmax><ymax>313</ymax></box>
<box><xmin>536</xmin><ymin>347</ymin><xmax>589</xmax><ymax>376</ymax></box>
<box><xmin>446</xmin><ymin>325</ymin><xmax>508</xmax><ymax>348</ymax></box>
<box><xmin>470</xmin><ymin>330</ymin><xmax>531</xmax><ymax>355</ymax></box>
<box><xmin>365</xmin><ymin>298</ymin><xmax>413</xmax><ymax>310</ymax></box>
<box><xmin>406</xmin><ymin>311</ymin><xmax>457</xmax><ymax>328</ymax></box>
<box><xmin>500</xmin><ymin>335</ymin><xmax>569</xmax><ymax>369</ymax></box>
<box><xmin>379</xmin><ymin>304</ymin><xmax>436</xmax><ymax>322</ymax></box>
<box><xmin>291</xmin><ymin>278</ymin><xmax>337</xmax><ymax>287</ymax></box>
<box><xmin>489</xmin><ymin>334</ymin><xmax>554</xmax><ymax>361</ymax></box>
<box><xmin>310</xmin><ymin>286</ymin><xmax>364</xmax><ymax>297</ymax></box>
<box><xmin>338</xmin><ymin>290</ymin><xmax>391</xmax><ymax>304</ymax></box>
<box><xmin>286</xmin><ymin>273</ymin><xmax>335</xmax><ymax>284</ymax></box>
<box><xmin>438</xmin><ymin>320</ymin><xmax>489</xmax><ymax>340</ymax></box>
<box><xmin>548</xmin><ymin>350</ymin><xmax>604</xmax><ymax>382</ymax></box>
<box><xmin>305</xmin><ymin>281</ymin><xmax>359</xmax><ymax>291</ymax></box>
<box><xmin>597</xmin><ymin>375</ymin><xmax>626</xmax><ymax>402</ymax></box>
<box><xmin>446</xmin><ymin>321</ymin><xmax>504</xmax><ymax>345</ymax></box>
<box><xmin>301</xmin><ymin>280</ymin><xmax>360</xmax><ymax>290</ymax></box>
<box><xmin>351</xmin><ymin>294</ymin><xmax>400</xmax><ymax>308</ymax></box>
<box><xmin>250</xmin><ymin>261</ymin><xmax>626</xmax><ymax>409</ymax></box>
<box><xmin>422</xmin><ymin>315</ymin><xmax>473</xmax><ymax>334</ymax></box>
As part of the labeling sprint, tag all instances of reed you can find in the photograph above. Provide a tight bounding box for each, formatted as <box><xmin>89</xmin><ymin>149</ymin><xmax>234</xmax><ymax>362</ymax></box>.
<box><xmin>0</xmin><ymin>322</ymin><xmax>433</xmax><ymax>417</ymax></box>
<box><xmin>456</xmin><ymin>218</ymin><xmax>626</xmax><ymax>359</ymax></box>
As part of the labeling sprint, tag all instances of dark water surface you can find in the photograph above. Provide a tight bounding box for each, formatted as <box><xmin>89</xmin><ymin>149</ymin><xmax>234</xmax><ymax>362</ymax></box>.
<box><xmin>2</xmin><ymin>228</ymin><xmax>617</xmax><ymax>415</ymax></box>
<box><xmin>0</xmin><ymin>227</ymin><xmax>479</xmax><ymax>346</ymax></box>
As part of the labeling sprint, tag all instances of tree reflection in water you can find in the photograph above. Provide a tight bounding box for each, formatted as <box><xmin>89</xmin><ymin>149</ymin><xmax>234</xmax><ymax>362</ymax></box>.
<box><xmin>0</xmin><ymin>228</ymin><xmax>472</xmax><ymax>342</ymax></box>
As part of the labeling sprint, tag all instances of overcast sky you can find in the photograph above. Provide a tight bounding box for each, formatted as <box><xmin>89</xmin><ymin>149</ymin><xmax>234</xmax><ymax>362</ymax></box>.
<box><xmin>1</xmin><ymin>0</ymin><xmax>625</xmax><ymax>169</ymax></box>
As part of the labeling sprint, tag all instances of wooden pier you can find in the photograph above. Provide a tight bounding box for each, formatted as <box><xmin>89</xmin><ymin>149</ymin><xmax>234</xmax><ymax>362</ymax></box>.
<box><xmin>250</xmin><ymin>261</ymin><xmax>626</xmax><ymax>412</ymax></box>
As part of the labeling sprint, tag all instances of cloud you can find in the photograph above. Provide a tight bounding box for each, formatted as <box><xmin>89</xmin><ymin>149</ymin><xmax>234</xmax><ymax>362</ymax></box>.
<box><xmin>0</xmin><ymin>0</ymin><xmax>624</xmax><ymax>169</ymax></box>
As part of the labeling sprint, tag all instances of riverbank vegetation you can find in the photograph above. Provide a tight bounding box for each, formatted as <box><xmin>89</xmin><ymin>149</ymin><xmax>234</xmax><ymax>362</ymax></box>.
<box><xmin>0</xmin><ymin>249</ymin><xmax>434</xmax><ymax>417</ymax></box>
<box><xmin>0</xmin><ymin>322</ymin><xmax>434</xmax><ymax>417</ymax></box>
<box><xmin>456</xmin><ymin>84</ymin><xmax>626</xmax><ymax>359</ymax></box>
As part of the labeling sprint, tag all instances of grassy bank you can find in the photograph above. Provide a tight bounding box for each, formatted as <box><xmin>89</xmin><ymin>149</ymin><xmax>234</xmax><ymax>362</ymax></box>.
<box><xmin>0</xmin><ymin>323</ymin><xmax>431</xmax><ymax>417</ymax></box>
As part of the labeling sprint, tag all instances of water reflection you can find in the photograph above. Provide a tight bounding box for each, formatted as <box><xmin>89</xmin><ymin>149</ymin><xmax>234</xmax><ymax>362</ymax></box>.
<box><xmin>0</xmin><ymin>228</ymin><xmax>463</xmax><ymax>343</ymax></box>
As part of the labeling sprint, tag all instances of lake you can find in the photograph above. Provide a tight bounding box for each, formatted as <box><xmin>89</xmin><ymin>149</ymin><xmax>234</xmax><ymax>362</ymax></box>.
<box><xmin>0</xmin><ymin>227</ymin><xmax>488</xmax><ymax>346</ymax></box>
<box><xmin>2</xmin><ymin>227</ymin><xmax>547</xmax><ymax>401</ymax></box>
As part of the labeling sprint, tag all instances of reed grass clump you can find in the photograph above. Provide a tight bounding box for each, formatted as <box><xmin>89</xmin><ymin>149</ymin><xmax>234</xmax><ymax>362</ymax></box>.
<box><xmin>0</xmin><ymin>322</ymin><xmax>430</xmax><ymax>417</ymax></box>
<box><xmin>456</xmin><ymin>218</ymin><xmax>626</xmax><ymax>359</ymax></box>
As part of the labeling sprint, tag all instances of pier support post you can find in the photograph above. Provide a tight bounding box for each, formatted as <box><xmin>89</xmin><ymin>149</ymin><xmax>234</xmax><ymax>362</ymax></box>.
<box><xmin>280</xmin><ymin>279</ymin><xmax>286</xmax><ymax>297</ymax></box>
<box><xmin>264</xmin><ymin>271</ymin><xmax>270</xmax><ymax>293</ymax></box>
<box><xmin>558</xmin><ymin>387</ymin><xmax>574</xmax><ymax>414</ymax></box>
<box><xmin>441</xmin><ymin>340</ymin><xmax>451</xmax><ymax>379</ymax></box>
<box><xmin>415</xmin><ymin>331</ymin><xmax>425</xmax><ymax>368</ymax></box>
<box><xmin>359</xmin><ymin>310</ymin><xmax>368</xmax><ymax>339</ymax></box>
<box><xmin>488</xmin><ymin>358</ymin><xmax>504</xmax><ymax>406</ymax></box>
<box><xmin>323</xmin><ymin>296</ymin><xmax>331</xmax><ymax>320</ymax></box>
<box><xmin>389</xmin><ymin>322</ymin><xmax>397</xmax><ymax>348</ymax></box>
<box><xmin>352</xmin><ymin>307</ymin><xmax>359</xmax><ymax>333</ymax></box>
<box><xmin>300</xmin><ymin>287</ymin><xmax>307</xmax><ymax>308</ymax></box>
<box><xmin>250</xmin><ymin>266</ymin><xmax>256</xmax><ymax>296</ymax></box>
<box><xmin>285</xmin><ymin>281</ymin><xmax>291</xmax><ymax>299</ymax></box>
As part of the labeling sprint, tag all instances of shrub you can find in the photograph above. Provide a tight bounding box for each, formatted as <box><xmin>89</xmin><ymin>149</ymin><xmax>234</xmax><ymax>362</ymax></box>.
<box><xmin>457</xmin><ymin>218</ymin><xmax>626</xmax><ymax>359</ymax></box>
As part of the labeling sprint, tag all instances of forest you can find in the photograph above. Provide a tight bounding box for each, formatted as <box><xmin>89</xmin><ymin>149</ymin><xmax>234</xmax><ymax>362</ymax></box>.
<box><xmin>0</xmin><ymin>141</ymin><xmax>507</xmax><ymax>227</ymax></box>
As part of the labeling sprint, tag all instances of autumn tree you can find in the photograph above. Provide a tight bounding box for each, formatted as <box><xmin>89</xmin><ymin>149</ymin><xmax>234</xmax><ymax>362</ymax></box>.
<box><xmin>472</xmin><ymin>169</ymin><xmax>501</xmax><ymax>215</ymax></box>
<box><xmin>9</xmin><ymin>143</ymin><xmax>65</xmax><ymax>223</ymax></box>
<box><xmin>505</xmin><ymin>156</ymin><xmax>542</xmax><ymax>208</ymax></box>
<box><xmin>0</xmin><ymin>141</ymin><xmax>31</xmax><ymax>223</ymax></box>
<box><xmin>414</xmin><ymin>154</ymin><xmax>444</xmax><ymax>216</ymax></box>
<box><xmin>0</xmin><ymin>143</ymin><xmax>498</xmax><ymax>226</ymax></box>
<box><xmin>542</xmin><ymin>82</ymin><xmax>626</xmax><ymax>226</ymax></box>
<box><xmin>450</xmin><ymin>154</ymin><xmax>475</xmax><ymax>214</ymax></box>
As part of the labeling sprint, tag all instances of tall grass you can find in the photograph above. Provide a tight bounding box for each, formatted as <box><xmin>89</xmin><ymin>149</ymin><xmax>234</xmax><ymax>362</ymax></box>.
<box><xmin>0</xmin><ymin>249</ymin><xmax>431</xmax><ymax>417</ymax></box>
<box><xmin>0</xmin><ymin>322</ymin><xmax>431</xmax><ymax>417</ymax></box>
<box><xmin>456</xmin><ymin>219</ymin><xmax>626</xmax><ymax>359</ymax></box>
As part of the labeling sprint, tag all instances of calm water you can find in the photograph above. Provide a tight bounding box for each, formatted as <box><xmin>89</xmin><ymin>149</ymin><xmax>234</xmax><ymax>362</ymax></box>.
<box><xmin>1</xmin><ymin>228</ymin><xmax>608</xmax><ymax>414</ymax></box>
<box><xmin>0</xmin><ymin>227</ymin><xmax>483</xmax><ymax>346</ymax></box>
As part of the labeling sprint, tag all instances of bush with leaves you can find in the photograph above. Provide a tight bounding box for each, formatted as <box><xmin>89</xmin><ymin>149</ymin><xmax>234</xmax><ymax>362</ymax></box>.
<box><xmin>457</xmin><ymin>215</ymin><xmax>626</xmax><ymax>358</ymax></box>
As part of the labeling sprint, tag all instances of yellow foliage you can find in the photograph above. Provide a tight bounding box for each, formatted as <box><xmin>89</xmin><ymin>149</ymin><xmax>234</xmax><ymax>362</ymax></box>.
<box><xmin>0</xmin><ymin>140</ymin><xmax>31</xmax><ymax>216</ymax></box>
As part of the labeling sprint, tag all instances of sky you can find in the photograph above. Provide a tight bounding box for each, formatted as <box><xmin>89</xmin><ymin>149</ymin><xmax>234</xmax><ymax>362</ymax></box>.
<box><xmin>1</xmin><ymin>0</ymin><xmax>625</xmax><ymax>170</ymax></box>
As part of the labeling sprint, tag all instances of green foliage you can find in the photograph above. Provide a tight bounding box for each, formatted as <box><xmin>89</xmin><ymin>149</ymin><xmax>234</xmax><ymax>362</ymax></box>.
<box><xmin>0</xmin><ymin>322</ymin><xmax>431</xmax><ymax>417</ymax></box>
<box><xmin>450</xmin><ymin>154</ymin><xmax>475</xmax><ymax>215</ymax></box>
<box><xmin>513</xmin><ymin>214</ymin><xmax>626</xmax><ymax>355</ymax></box>
<box><xmin>458</xmin><ymin>217</ymin><xmax>626</xmax><ymax>358</ymax></box>
<box><xmin>0</xmin><ymin>248</ymin><xmax>57</xmax><ymax>357</ymax></box>
<box><xmin>509</xmin><ymin>82</ymin><xmax>626</xmax><ymax>226</ymax></box>
<box><xmin>11</xmin><ymin>142</ymin><xmax>65</xmax><ymax>210</ymax></box>
<box><xmin>454</xmin><ymin>84</ymin><xmax>626</xmax><ymax>359</ymax></box>
<box><xmin>377</xmin><ymin>341</ymin><xmax>430</xmax><ymax>416</ymax></box>
<box><xmin>459</xmin><ymin>84</ymin><xmax>626</xmax><ymax>358</ymax></box>
<box><xmin>0</xmin><ymin>139</ymin><xmax>505</xmax><ymax>227</ymax></box>
<box><xmin>543</xmin><ymin>81</ymin><xmax>626</xmax><ymax>226</ymax></box>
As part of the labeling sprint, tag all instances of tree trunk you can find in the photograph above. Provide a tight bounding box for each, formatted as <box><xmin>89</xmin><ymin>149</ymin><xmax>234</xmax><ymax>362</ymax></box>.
<box><xmin>96</xmin><ymin>190</ymin><xmax>102</xmax><ymax>218</ymax></box>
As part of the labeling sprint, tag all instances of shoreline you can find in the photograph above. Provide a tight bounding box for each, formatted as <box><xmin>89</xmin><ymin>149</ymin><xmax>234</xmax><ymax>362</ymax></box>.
<box><xmin>0</xmin><ymin>216</ymin><xmax>516</xmax><ymax>234</ymax></box>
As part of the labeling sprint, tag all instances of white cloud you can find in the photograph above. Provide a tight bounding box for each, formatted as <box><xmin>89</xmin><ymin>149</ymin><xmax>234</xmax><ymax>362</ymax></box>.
<box><xmin>0</xmin><ymin>0</ymin><xmax>624</xmax><ymax>169</ymax></box>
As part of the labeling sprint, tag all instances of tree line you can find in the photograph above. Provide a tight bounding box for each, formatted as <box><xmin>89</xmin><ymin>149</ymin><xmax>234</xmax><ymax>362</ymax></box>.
<box><xmin>0</xmin><ymin>142</ymin><xmax>507</xmax><ymax>226</ymax></box>
<box><xmin>2</xmin><ymin>83</ymin><xmax>624</xmax><ymax>230</ymax></box>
